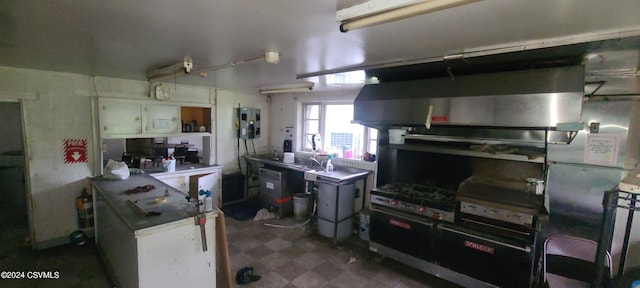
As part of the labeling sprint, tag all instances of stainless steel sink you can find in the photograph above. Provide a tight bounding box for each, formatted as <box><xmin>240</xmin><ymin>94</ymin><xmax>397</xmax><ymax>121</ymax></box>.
<box><xmin>311</xmin><ymin>167</ymin><xmax>370</xmax><ymax>183</ymax></box>
<box><xmin>245</xmin><ymin>154</ymin><xmax>370</xmax><ymax>183</ymax></box>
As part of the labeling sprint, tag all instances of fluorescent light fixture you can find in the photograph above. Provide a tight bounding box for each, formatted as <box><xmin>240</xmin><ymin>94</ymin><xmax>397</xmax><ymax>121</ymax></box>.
<box><xmin>259</xmin><ymin>82</ymin><xmax>314</xmax><ymax>94</ymax></box>
<box><xmin>339</xmin><ymin>0</ymin><xmax>481</xmax><ymax>32</ymax></box>
<box><xmin>336</xmin><ymin>0</ymin><xmax>427</xmax><ymax>22</ymax></box>
<box><xmin>325</xmin><ymin>70</ymin><xmax>366</xmax><ymax>85</ymax></box>
<box><xmin>146</xmin><ymin>57</ymin><xmax>193</xmax><ymax>81</ymax></box>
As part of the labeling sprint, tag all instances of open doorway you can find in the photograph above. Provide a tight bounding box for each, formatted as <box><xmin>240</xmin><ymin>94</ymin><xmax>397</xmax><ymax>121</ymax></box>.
<box><xmin>0</xmin><ymin>102</ymin><xmax>30</xmax><ymax>257</ymax></box>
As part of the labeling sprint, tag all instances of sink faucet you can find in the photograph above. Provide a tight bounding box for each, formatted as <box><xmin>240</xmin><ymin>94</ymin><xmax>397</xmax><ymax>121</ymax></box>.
<box><xmin>309</xmin><ymin>157</ymin><xmax>323</xmax><ymax>168</ymax></box>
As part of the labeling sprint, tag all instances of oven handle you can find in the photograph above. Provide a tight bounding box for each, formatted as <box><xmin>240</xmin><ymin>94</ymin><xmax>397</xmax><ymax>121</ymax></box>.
<box><xmin>440</xmin><ymin>226</ymin><xmax>531</xmax><ymax>253</ymax></box>
<box><xmin>373</xmin><ymin>206</ymin><xmax>434</xmax><ymax>227</ymax></box>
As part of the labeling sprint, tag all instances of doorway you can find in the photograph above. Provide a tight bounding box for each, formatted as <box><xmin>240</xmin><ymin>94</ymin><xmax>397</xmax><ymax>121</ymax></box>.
<box><xmin>0</xmin><ymin>102</ymin><xmax>30</xmax><ymax>257</ymax></box>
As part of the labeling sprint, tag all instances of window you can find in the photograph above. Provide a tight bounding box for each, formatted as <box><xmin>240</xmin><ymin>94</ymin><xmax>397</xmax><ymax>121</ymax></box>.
<box><xmin>302</xmin><ymin>102</ymin><xmax>377</xmax><ymax>160</ymax></box>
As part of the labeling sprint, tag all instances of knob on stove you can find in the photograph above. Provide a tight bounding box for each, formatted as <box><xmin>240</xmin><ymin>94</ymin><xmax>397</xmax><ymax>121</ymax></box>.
<box><xmin>391</xmin><ymin>200</ymin><xmax>398</xmax><ymax>206</ymax></box>
<box><xmin>431</xmin><ymin>212</ymin><xmax>441</xmax><ymax>220</ymax></box>
<box><xmin>418</xmin><ymin>206</ymin><xmax>426</xmax><ymax>213</ymax></box>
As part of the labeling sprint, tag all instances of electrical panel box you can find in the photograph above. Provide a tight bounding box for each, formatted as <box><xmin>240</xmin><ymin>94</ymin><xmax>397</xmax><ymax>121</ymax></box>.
<box><xmin>236</xmin><ymin>107</ymin><xmax>261</xmax><ymax>139</ymax></box>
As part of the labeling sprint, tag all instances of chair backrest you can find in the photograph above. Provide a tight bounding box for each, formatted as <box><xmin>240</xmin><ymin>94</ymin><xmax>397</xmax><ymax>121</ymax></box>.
<box><xmin>121</xmin><ymin>152</ymin><xmax>133</xmax><ymax>164</ymax></box>
<box><xmin>185</xmin><ymin>148</ymin><xmax>199</xmax><ymax>163</ymax></box>
<box><xmin>173</xmin><ymin>144</ymin><xmax>187</xmax><ymax>157</ymax></box>
<box><xmin>154</xmin><ymin>146</ymin><xmax>168</xmax><ymax>158</ymax></box>
<box><xmin>543</xmin><ymin>234</ymin><xmax>612</xmax><ymax>287</ymax></box>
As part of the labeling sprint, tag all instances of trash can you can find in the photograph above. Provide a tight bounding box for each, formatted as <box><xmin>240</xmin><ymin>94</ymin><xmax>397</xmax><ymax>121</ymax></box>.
<box><xmin>293</xmin><ymin>193</ymin><xmax>310</xmax><ymax>220</ymax></box>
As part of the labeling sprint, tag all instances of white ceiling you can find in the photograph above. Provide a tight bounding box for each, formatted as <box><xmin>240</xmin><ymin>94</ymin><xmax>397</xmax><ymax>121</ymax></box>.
<box><xmin>1</xmin><ymin>0</ymin><xmax>639</xmax><ymax>93</ymax></box>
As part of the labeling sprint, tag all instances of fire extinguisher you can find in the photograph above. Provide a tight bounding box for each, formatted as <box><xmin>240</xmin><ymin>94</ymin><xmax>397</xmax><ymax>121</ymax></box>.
<box><xmin>76</xmin><ymin>188</ymin><xmax>94</xmax><ymax>229</ymax></box>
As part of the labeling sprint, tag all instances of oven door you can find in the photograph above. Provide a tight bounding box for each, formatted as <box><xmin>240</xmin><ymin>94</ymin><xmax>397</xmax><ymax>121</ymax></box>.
<box><xmin>370</xmin><ymin>205</ymin><xmax>436</xmax><ymax>261</ymax></box>
<box><xmin>436</xmin><ymin>223</ymin><xmax>535</xmax><ymax>288</ymax></box>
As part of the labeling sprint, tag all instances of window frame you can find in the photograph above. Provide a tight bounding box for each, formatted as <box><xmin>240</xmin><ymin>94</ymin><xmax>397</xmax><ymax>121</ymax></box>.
<box><xmin>301</xmin><ymin>101</ymin><xmax>377</xmax><ymax>159</ymax></box>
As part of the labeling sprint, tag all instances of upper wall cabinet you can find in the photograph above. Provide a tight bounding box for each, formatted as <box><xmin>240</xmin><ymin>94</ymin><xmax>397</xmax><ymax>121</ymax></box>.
<box><xmin>99</xmin><ymin>98</ymin><xmax>212</xmax><ymax>139</ymax></box>
<box><xmin>145</xmin><ymin>104</ymin><xmax>180</xmax><ymax>134</ymax></box>
<box><xmin>100</xmin><ymin>100</ymin><xmax>143</xmax><ymax>136</ymax></box>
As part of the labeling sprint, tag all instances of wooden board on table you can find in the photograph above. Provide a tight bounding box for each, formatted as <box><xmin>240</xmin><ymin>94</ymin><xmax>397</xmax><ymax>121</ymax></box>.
<box><xmin>215</xmin><ymin>207</ymin><xmax>232</xmax><ymax>288</ymax></box>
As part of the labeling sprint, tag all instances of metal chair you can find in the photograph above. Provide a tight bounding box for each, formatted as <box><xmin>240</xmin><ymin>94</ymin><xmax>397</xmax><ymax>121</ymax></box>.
<box><xmin>543</xmin><ymin>234</ymin><xmax>612</xmax><ymax>288</ymax></box>
<box><xmin>153</xmin><ymin>145</ymin><xmax>168</xmax><ymax>167</ymax></box>
<box><xmin>121</xmin><ymin>152</ymin><xmax>133</xmax><ymax>166</ymax></box>
<box><xmin>185</xmin><ymin>148</ymin><xmax>199</xmax><ymax>164</ymax></box>
<box><xmin>173</xmin><ymin>144</ymin><xmax>187</xmax><ymax>165</ymax></box>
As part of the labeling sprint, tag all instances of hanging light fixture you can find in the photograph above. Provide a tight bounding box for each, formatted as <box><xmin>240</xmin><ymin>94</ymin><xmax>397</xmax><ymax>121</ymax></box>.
<box><xmin>338</xmin><ymin>0</ymin><xmax>481</xmax><ymax>32</ymax></box>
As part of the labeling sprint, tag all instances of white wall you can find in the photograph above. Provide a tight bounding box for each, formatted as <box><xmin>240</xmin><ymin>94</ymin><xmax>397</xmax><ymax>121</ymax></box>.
<box><xmin>0</xmin><ymin>66</ymin><xmax>219</xmax><ymax>249</ymax></box>
<box><xmin>216</xmin><ymin>89</ymin><xmax>270</xmax><ymax>174</ymax></box>
<box><xmin>268</xmin><ymin>87</ymin><xmax>376</xmax><ymax>212</ymax></box>
<box><xmin>269</xmin><ymin>88</ymin><xmax>361</xmax><ymax>152</ymax></box>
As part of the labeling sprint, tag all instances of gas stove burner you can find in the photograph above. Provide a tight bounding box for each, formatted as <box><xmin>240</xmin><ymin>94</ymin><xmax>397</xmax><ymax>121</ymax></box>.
<box><xmin>375</xmin><ymin>182</ymin><xmax>455</xmax><ymax>204</ymax></box>
<box><xmin>371</xmin><ymin>182</ymin><xmax>457</xmax><ymax>223</ymax></box>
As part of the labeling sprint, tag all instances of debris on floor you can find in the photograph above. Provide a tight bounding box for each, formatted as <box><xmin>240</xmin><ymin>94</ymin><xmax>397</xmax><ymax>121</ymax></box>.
<box><xmin>347</xmin><ymin>256</ymin><xmax>358</xmax><ymax>265</ymax></box>
<box><xmin>253</xmin><ymin>208</ymin><xmax>276</xmax><ymax>221</ymax></box>
<box><xmin>235</xmin><ymin>266</ymin><xmax>260</xmax><ymax>285</ymax></box>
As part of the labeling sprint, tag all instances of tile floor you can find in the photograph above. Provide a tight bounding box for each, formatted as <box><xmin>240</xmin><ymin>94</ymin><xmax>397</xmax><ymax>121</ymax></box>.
<box><xmin>225</xmin><ymin>216</ymin><xmax>461</xmax><ymax>288</ymax></box>
<box><xmin>0</xmin><ymin>211</ymin><xmax>462</xmax><ymax>288</ymax></box>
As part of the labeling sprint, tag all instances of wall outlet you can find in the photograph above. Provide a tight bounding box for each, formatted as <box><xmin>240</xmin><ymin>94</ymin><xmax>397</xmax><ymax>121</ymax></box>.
<box><xmin>284</xmin><ymin>126</ymin><xmax>294</xmax><ymax>140</ymax></box>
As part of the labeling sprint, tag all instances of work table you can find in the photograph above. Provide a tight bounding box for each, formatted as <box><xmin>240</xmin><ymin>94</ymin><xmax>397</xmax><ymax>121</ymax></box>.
<box><xmin>91</xmin><ymin>173</ymin><xmax>200</xmax><ymax>231</ymax></box>
<box><xmin>89</xmin><ymin>166</ymin><xmax>220</xmax><ymax>288</ymax></box>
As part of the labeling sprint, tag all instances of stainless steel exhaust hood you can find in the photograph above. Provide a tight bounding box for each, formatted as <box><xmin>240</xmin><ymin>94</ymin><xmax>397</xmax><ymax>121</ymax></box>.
<box><xmin>353</xmin><ymin>66</ymin><xmax>585</xmax><ymax>130</ymax></box>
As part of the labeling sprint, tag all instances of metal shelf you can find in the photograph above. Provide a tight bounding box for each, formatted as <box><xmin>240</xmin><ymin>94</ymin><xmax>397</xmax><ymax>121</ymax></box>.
<box><xmin>390</xmin><ymin>143</ymin><xmax>545</xmax><ymax>163</ymax></box>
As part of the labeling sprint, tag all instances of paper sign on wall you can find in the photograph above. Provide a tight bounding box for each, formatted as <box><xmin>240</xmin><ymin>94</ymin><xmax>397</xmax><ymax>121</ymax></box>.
<box><xmin>64</xmin><ymin>138</ymin><xmax>88</xmax><ymax>164</ymax></box>
<box><xmin>584</xmin><ymin>134</ymin><xmax>619</xmax><ymax>165</ymax></box>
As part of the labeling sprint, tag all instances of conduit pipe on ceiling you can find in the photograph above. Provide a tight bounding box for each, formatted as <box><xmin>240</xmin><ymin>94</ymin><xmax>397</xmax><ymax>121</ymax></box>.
<box><xmin>147</xmin><ymin>51</ymin><xmax>280</xmax><ymax>82</ymax></box>
<box><xmin>339</xmin><ymin>0</ymin><xmax>480</xmax><ymax>32</ymax></box>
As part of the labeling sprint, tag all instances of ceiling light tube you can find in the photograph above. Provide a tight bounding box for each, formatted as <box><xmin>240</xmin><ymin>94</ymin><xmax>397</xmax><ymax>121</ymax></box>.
<box><xmin>336</xmin><ymin>0</ymin><xmax>427</xmax><ymax>22</ymax></box>
<box><xmin>259</xmin><ymin>82</ymin><xmax>314</xmax><ymax>94</ymax></box>
<box><xmin>340</xmin><ymin>0</ymin><xmax>480</xmax><ymax>32</ymax></box>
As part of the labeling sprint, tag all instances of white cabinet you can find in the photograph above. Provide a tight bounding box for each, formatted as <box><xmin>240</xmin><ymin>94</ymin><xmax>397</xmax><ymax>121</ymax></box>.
<box><xmin>92</xmin><ymin>177</ymin><xmax>216</xmax><ymax>288</ymax></box>
<box><xmin>100</xmin><ymin>100</ymin><xmax>143</xmax><ymax>136</ymax></box>
<box><xmin>152</xmin><ymin>166</ymin><xmax>222</xmax><ymax>207</ymax></box>
<box><xmin>145</xmin><ymin>104</ymin><xmax>179</xmax><ymax>134</ymax></box>
<box><xmin>98</xmin><ymin>98</ymin><xmax>212</xmax><ymax>138</ymax></box>
<box><xmin>155</xmin><ymin>174</ymin><xmax>188</xmax><ymax>194</ymax></box>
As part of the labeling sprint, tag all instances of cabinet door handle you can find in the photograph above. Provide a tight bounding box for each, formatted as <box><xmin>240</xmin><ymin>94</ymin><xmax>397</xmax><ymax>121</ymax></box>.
<box><xmin>440</xmin><ymin>226</ymin><xmax>531</xmax><ymax>252</ymax></box>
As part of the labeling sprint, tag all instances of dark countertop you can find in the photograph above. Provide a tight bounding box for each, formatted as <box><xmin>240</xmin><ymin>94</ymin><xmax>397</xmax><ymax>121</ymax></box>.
<box><xmin>90</xmin><ymin>167</ymin><xmax>219</xmax><ymax>234</ymax></box>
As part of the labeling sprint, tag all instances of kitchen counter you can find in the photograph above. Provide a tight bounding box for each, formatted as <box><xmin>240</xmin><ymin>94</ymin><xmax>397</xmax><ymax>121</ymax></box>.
<box><xmin>90</xmin><ymin>167</ymin><xmax>218</xmax><ymax>288</ymax></box>
<box><xmin>137</xmin><ymin>163</ymin><xmax>214</xmax><ymax>175</ymax></box>
<box><xmin>244</xmin><ymin>154</ymin><xmax>370</xmax><ymax>184</ymax></box>
<box><xmin>91</xmin><ymin>173</ymin><xmax>203</xmax><ymax>232</ymax></box>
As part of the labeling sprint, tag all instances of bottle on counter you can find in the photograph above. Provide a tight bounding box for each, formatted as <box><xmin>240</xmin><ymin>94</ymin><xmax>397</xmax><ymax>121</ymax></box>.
<box><xmin>204</xmin><ymin>191</ymin><xmax>213</xmax><ymax>212</ymax></box>
<box><xmin>199</xmin><ymin>189</ymin><xmax>214</xmax><ymax>212</ymax></box>
<box><xmin>326</xmin><ymin>155</ymin><xmax>334</xmax><ymax>173</ymax></box>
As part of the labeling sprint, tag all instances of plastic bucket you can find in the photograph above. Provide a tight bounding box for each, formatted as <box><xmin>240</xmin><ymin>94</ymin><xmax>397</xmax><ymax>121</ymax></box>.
<box><xmin>293</xmin><ymin>193</ymin><xmax>310</xmax><ymax>220</ymax></box>
<box><xmin>162</xmin><ymin>158</ymin><xmax>176</xmax><ymax>172</ymax></box>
